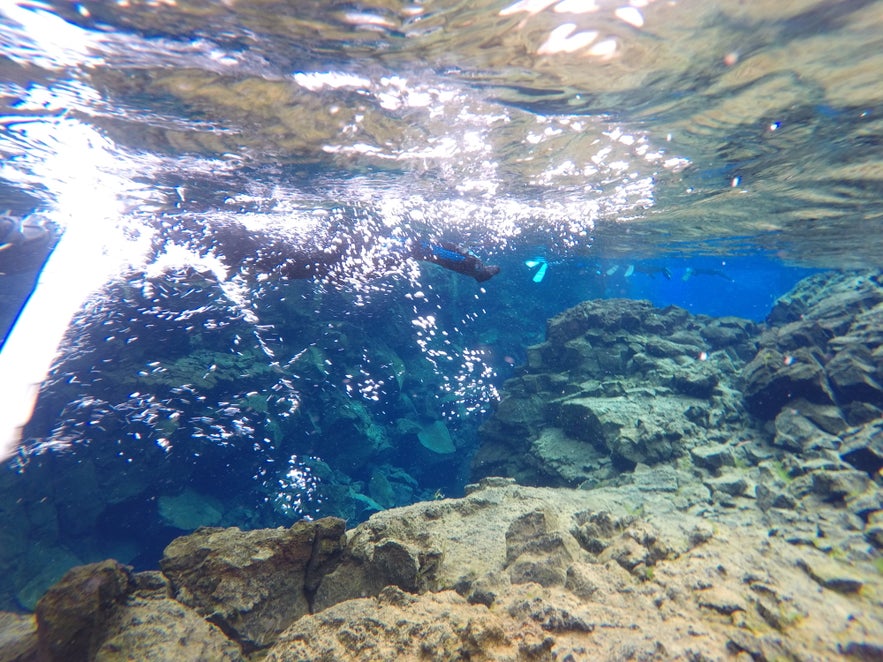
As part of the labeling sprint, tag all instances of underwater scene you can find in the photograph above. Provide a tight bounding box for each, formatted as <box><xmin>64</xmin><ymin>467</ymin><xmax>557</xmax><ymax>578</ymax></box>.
<box><xmin>0</xmin><ymin>0</ymin><xmax>882</xmax><ymax>659</ymax></box>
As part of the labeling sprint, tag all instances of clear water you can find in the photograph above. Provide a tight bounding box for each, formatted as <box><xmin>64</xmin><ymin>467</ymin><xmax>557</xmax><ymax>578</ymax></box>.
<box><xmin>0</xmin><ymin>0</ymin><xmax>880</xmax><ymax>611</ymax></box>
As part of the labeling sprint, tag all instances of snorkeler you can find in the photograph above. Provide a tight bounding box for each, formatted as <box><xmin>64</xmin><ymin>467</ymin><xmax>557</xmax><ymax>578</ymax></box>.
<box><xmin>409</xmin><ymin>239</ymin><xmax>500</xmax><ymax>282</ymax></box>
<box><xmin>198</xmin><ymin>219</ymin><xmax>500</xmax><ymax>284</ymax></box>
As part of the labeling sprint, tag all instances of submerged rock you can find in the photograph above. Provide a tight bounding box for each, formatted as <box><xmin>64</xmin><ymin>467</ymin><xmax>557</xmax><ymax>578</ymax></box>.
<box><xmin>35</xmin><ymin>560</ymin><xmax>134</xmax><ymax>662</ymax></box>
<box><xmin>474</xmin><ymin>299</ymin><xmax>753</xmax><ymax>485</ymax></box>
<box><xmin>266</xmin><ymin>586</ymin><xmax>528</xmax><ymax>662</ymax></box>
<box><xmin>0</xmin><ymin>611</ymin><xmax>36</xmax><ymax>662</ymax></box>
<box><xmin>23</xmin><ymin>477</ymin><xmax>883</xmax><ymax>661</ymax></box>
<box><xmin>157</xmin><ymin>489</ymin><xmax>224</xmax><ymax>530</ymax></box>
<box><xmin>18</xmin><ymin>272</ymin><xmax>883</xmax><ymax>661</ymax></box>
<box><xmin>744</xmin><ymin>272</ymin><xmax>883</xmax><ymax>423</ymax></box>
<box><xmin>159</xmin><ymin>517</ymin><xmax>345</xmax><ymax>650</ymax></box>
<box><xmin>94</xmin><ymin>596</ymin><xmax>244</xmax><ymax>662</ymax></box>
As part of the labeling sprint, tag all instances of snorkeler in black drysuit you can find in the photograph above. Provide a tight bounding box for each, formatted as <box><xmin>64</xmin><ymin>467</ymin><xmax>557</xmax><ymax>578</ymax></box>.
<box><xmin>408</xmin><ymin>239</ymin><xmax>499</xmax><ymax>282</ymax></box>
<box><xmin>198</xmin><ymin>219</ymin><xmax>500</xmax><ymax>284</ymax></box>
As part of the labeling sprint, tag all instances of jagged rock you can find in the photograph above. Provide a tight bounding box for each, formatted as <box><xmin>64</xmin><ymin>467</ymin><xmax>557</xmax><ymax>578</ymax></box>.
<box><xmin>785</xmin><ymin>398</ymin><xmax>847</xmax><ymax>435</ymax></box>
<box><xmin>840</xmin><ymin>419</ymin><xmax>883</xmax><ymax>476</ymax></box>
<box><xmin>746</xmin><ymin>272</ymin><xmax>883</xmax><ymax>424</ymax></box>
<box><xmin>94</xmin><ymin>596</ymin><xmax>244</xmax><ymax>661</ymax></box>
<box><xmin>826</xmin><ymin>349</ymin><xmax>883</xmax><ymax>405</ymax></box>
<box><xmin>756</xmin><ymin>483</ymin><xmax>799</xmax><ymax>512</ymax></box>
<box><xmin>314</xmin><ymin>481</ymin><xmax>677</xmax><ymax>613</ymax></box>
<box><xmin>0</xmin><ymin>611</ymin><xmax>36</xmax><ymax>662</ymax></box>
<box><xmin>704</xmin><ymin>473</ymin><xmax>748</xmax><ymax>497</ymax></box>
<box><xmin>26</xmin><ymin>475</ymin><xmax>883</xmax><ymax>662</ymax></box>
<box><xmin>505</xmin><ymin>510</ymin><xmax>577</xmax><ymax>587</ymax></box>
<box><xmin>699</xmin><ymin>316</ymin><xmax>758</xmax><ymax>358</ymax></box>
<box><xmin>554</xmin><ymin>395</ymin><xmax>695</xmax><ymax>466</ymax></box>
<box><xmin>507</xmin><ymin>596</ymin><xmax>593</xmax><ymax>633</ymax></box>
<box><xmin>631</xmin><ymin>463</ymin><xmax>681</xmax><ymax>493</ymax></box>
<box><xmin>35</xmin><ymin>559</ymin><xmax>135</xmax><ymax>662</ymax></box>
<box><xmin>544</xmin><ymin>298</ymin><xmax>657</xmax><ymax>346</ymax></box>
<box><xmin>690</xmin><ymin>443</ymin><xmax>736</xmax><ymax>471</ymax></box>
<box><xmin>742</xmin><ymin>347</ymin><xmax>835</xmax><ymax>419</ymax></box>
<box><xmin>528</xmin><ymin>427</ymin><xmax>607</xmax><ymax>485</ymax></box>
<box><xmin>474</xmin><ymin>298</ymin><xmax>755</xmax><ymax>485</ymax></box>
<box><xmin>766</xmin><ymin>272</ymin><xmax>883</xmax><ymax>327</ymax></box>
<box><xmin>796</xmin><ymin>556</ymin><xmax>864</xmax><ymax>594</ymax></box>
<box><xmin>669</xmin><ymin>367</ymin><xmax>719</xmax><ymax>398</ymax></box>
<box><xmin>772</xmin><ymin>408</ymin><xmax>839</xmax><ymax>452</ymax></box>
<box><xmin>810</xmin><ymin>469</ymin><xmax>871</xmax><ymax>503</ymax></box>
<box><xmin>265</xmin><ymin>587</ymin><xmax>536</xmax><ymax>662</ymax></box>
<box><xmin>159</xmin><ymin>517</ymin><xmax>345</xmax><ymax>650</ymax></box>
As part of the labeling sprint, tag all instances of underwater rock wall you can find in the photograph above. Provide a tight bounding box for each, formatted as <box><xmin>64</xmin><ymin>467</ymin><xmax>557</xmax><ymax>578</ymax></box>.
<box><xmin>473</xmin><ymin>297</ymin><xmax>758</xmax><ymax>484</ymax></box>
<box><xmin>474</xmin><ymin>272</ymin><xmax>883</xmax><ymax>489</ymax></box>
<box><xmin>2</xmin><ymin>271</ymin><xmax>883</xmax><ymax>660</ymax></box>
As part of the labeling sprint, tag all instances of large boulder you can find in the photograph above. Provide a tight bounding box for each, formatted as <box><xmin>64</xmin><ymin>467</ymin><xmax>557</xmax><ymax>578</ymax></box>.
<box><xmin>94</xmin><ymin>596</ymin><xmax>244</xmax><ymax>662</ymax></box>
<box><xmin>159</xmin><ymin>517</ymin><xmax>345</xmax><ymax>650</ymax></box>
<box><xmin>744</xmin><ymin>272</ymin><xmax>883</xmax><ymax>423</ymax></box>
<box><xmin>35</xmin><ymin>560</ymin><xmax>134</xmax><ymax>662</ymax></box>
<box><xmin>274</xmin><ymin>479</ymin><xmax>883</xmax><ymax>661</ymax></box>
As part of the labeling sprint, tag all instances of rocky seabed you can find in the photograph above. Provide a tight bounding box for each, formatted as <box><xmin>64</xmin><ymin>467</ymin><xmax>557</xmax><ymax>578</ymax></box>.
<box><xmin>2</xmin><ymin>271</ymin><xmax>883</xmax><ymax>661</ymax></box>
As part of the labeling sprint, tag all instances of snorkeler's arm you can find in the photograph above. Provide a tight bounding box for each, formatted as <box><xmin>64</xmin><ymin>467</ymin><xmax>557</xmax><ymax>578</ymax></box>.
<box><xmin>409</xmin><ymin>240</ymin><xmax>500</xmax><ymax>282</ymax></box>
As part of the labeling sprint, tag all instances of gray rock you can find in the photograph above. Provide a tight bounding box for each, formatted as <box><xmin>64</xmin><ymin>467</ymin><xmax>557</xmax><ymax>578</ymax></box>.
<box><xmin>704</xmin><ymin>473</ymin><xmax>748</xmax><ymax>497</ymax></box>
<box><xmin>756</xmin><ymin>484</ymin><xmax>799</xmax><ymax>512</ymax></box>
<box><xmin>785</xmin><ymin>398</ymin><xmax>847</xmax><ymax>435</ymax></box>
<box><xmin>690</xmin><ymin>443</ymin><xmax>736</xmax><ymax>471</ymax></box>
<box><xmin>632</xmin><ymin>463</ymin><xmax>680</xmax><ymax>492</ymax></box>
<box><xmin>474</xmin><ymin>297</ymin><xmax>755</xmax><ymax>485</ymax></box>
<box><xmin>810</xmin><ymin>470</ymin><xmax>872</xmax><ymax>503</ymax></box>
<box><xmin>773</xmin><ymin>409</ymin><xmax>839</xmax><ymax>452</ymax></box>
<box><xmin>840</xmin><ymin>419</ymin><xmax>883</xmax><ymax>476</ymax></box>
<box><xmin>827</xmin><ymin>350</ymin><xmax>883</xmax><ymax>405</ymax></box>
<box><xmin>742</xmin><ymin>347</ymin><xmax>835</xmax><ymax>419</ymax></box>
<box><xmin>864</xmin><ymin>511</ymin><xmax>883</xmax><ymax>549</ymax></box>
<box><xmin>669</xmin><ymin>368</ymin><xmax>718</xmax><ymax>399</ymax></box>
<box><xmin>505</xmin><ymin>511</ymin><xmax>575</xmax><ymax>587</ymax></box>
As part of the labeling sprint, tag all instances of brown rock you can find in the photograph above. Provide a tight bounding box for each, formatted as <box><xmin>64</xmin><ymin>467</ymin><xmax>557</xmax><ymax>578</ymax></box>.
<box><xmin>265</xmin><ymin>587</ymin><xmax>526</xmax><ymax>662</ymax></box>
<box><xmin>159</xmin><ymin>517</ymin><xmax>345</xmax><ymax>650</ymax></box>
<box><xmin>0</xmin><ymin>611</ymin><xmax>36</xmax><ymax>662</ymax></box>
<box><xmin>35</xmin><ymin>559</ymin><xmax>134</xmax><ymax>662</ymax></box>
<box><xmin>94</xmin><ymin>597</ymin><xmax>244</xmax><ymax>661</ymax></box>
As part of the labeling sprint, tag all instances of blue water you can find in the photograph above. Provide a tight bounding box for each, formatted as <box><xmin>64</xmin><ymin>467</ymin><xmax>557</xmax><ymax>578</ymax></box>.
<box><xmin>0</xmin><ymin>0</ymin><xmax>880</xmax><ymax>612</ymax></box>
